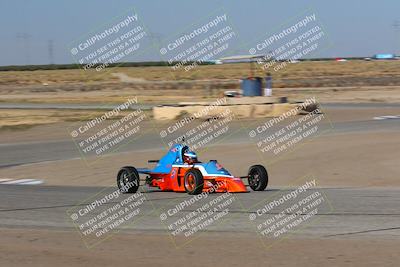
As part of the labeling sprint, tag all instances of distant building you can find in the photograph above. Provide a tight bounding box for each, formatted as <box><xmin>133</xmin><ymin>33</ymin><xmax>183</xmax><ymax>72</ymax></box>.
<box><xmin>373</xmin><ymin>54</ymin><xmax>395</xmax><ymax>60</ymax></box>
<box><xmin>209</xmin><ymin>59</ymin><xmax>223</xmax><ymax>64</ymax></box>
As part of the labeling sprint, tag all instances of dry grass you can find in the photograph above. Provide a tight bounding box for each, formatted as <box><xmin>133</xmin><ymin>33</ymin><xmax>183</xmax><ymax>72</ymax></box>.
<box><xmin>0</xmin><ymin>109</ymin><xmax>153</xmax><ymax>130</ymax></box>
<box><xmin>0</xmin><ymin>60</ymin><xmax>399</xmax><ymax>105</ymax></box>
<box><xmin>0</xmin><ymin>60</ymin><xmax>399</xmax><ymax>85</ymax></box>
<box><xmin>1</xmin><ymin>60</ymin><xmax>399</xmax><ymax>130</ymax></box>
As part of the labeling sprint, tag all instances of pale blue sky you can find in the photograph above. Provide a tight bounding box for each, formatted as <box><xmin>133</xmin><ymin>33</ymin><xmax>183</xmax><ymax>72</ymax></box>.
<box><xmin>0</xmin><ymin>0</ymin><xmax>399</xmax><ymax>66</ymax></box>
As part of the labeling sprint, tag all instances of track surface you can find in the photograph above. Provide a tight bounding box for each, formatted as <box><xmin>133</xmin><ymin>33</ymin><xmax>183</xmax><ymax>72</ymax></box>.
<box><xmin>1</xmin><ymin>103</ymin><xmax>400</xmax><ymax>238</ymax></box>
<box><xmin>1</xmin><ymin>103</ymin><xmax>400</xmax><ymax>266</ymax></box>
<box><xmin>0</xmin><ymin>184</ymin><xmax>399</xmax><ymax>239</ymax></box>
<box><xmin>1</xmin><ymin>103</ymin><xmax>400</xmax><ymax>168</ymax></box>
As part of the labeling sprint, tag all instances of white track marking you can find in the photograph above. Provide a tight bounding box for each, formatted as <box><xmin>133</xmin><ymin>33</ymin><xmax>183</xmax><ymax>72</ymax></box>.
<box><xmin>18</xmin><ymin>180</ymin><xmax>44</xmax><ymax>185</ymax></box>
<box><xmin>373</xmin><ymin>115</ymin><xmax>400</xmax><ymax>120</ymax></box>
<box><xmin>0</xmin><ymin>178</ymin><xmax>43</xmax><ymax>185</ymax></box>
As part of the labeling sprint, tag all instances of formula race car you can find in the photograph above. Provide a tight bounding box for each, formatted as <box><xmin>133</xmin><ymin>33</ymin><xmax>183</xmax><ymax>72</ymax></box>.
<box><xmin>117</xmin><ymin>144</ymin><xmax>268</xmax><ymax>195</ymax></box>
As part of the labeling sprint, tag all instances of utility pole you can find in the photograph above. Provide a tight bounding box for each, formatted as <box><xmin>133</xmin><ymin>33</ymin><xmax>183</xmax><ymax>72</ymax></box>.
<box><xmin>48</xmin><ymin>39</ymin><xmax>54</xmax><ymax>64</ymax></box>
<box><xmin>16</xmin><ymin>32</ymin><xmax>31</xmax><ymax>65</ymax></box>
<box><xmin>392</xmin><ymin>20</ymin><xmax>400</xmax><ymax>56</ymax></box>
<box><xmin>148</xmin><ymin>32</ymin><xmax>164</xmax><ymax>61</ymax></box>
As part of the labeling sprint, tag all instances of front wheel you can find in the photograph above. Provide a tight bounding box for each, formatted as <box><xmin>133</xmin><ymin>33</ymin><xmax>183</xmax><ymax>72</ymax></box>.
<box><xmin>117</xmin><ymin>166</ymin><xmax>140</xmax><ymax>193</ymax></box>
<box><xmin>248</xmin><ymin>165</ymin><xmax>268</xmax><ymax>191</ymax></box>
<box><xmin>184</xmin><ymin>169</ymin><xmax>204</xmax><ymax>195</ymax></box>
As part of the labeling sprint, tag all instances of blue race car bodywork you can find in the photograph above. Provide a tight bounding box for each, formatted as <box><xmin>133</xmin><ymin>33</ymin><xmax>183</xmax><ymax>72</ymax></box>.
<box><xmin>117</xmin><ymin>144</ymin><xmax>269</xmax><ymax>195</ymax></box>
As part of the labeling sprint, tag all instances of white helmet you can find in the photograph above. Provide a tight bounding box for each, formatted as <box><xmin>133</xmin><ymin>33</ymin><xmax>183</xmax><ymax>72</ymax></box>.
<box><xmin>183</xmin><ymin>151</ymin><xmax>197</xmax><ymax>163</ymax></box>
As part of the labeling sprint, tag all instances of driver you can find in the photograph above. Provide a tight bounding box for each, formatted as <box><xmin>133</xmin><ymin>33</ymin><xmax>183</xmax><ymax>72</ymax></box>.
<box><xmin>183</xmin><ymin>150</ymin><xmax>198</xmax><ymax>164</ymax></box>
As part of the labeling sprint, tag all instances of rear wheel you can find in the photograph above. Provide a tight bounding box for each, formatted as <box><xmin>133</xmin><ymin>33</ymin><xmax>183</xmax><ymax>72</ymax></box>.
<box><xmin>184</xmin><ymin>169</ymin><xmax>204</xmax><ymax>195</ymax></box>
<box><xmin>248</xmin><ymin>165</ymin><xmax>268</xmax><ymax>191</ymax></box>
<box><xmin>117</xmin><ymin>166</ymin><xmax>140</xmax><ymax>193</ymax></box>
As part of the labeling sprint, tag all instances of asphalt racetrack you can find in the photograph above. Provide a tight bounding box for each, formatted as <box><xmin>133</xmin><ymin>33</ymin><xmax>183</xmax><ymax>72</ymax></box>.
<box><xmin>1</xmin><ymin>103</ymin><xmax>400</xmax><ymax>168</ymax></box>
<box><xmin>0</xmin><ymin>103</ymin><xmax>399</xmax><ymax>266</ymax></box>
<box><xmin>1</xmin><ymin>184</ymin><xmax>399</xmax><ymax>239</ymax></box>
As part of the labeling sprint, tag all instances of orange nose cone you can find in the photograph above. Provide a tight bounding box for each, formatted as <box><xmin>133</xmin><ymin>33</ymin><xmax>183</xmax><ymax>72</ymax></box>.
<box><xmin>225</xmin><ymin>177</ymin><xmax>248</xmax><ymax>193</ymax></box>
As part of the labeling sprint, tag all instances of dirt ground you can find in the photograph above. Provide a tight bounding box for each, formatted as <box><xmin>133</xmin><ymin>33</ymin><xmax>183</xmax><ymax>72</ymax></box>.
<box><xmin>0</xmin><ymin>131</ymin><xmax>398</xmax><ymax>188</ymax></box>
<box><xmin>1</xmin><ymin>60</ymin><xmax>400</xmax><ymax>110</ymax></box>
<box><xmin>0</xmin><ymin>228</ymin><xmax>398</xmax><ymax>267</ymax></box>
<box><xmin>2</xmin><ymin>35</ymin><xmax>400</xmax><ymax>267</ymax></box>
<box><xmin>0</xmin><ymin>105</ymin><xmax>399</xmax><ymax>188</ymax></box>
<box><xmin>1</xmin><ymin>93</ymin><xmax>399</xmax><ymax>267</ymax></box>
<box><xmin>1</xmin><ymin>60</ymin><xmax>399</xmax><ymax>85</ymax></box>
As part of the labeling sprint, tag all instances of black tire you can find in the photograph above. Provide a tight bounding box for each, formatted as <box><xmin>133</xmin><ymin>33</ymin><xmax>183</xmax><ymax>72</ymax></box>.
<box><xmin>248</xmin><ymin>165</ymin><xmax>268</xmax><ymax>191</ymax></box>
<box><xmin>117</xmin><ymin>166</ymin><xmax>140</xmax><ymax>193</ymax></box>
<box><xmin>184</xmin><ymin>169</ymin><xmax>204</xmax><ymax>195</ymax></box>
